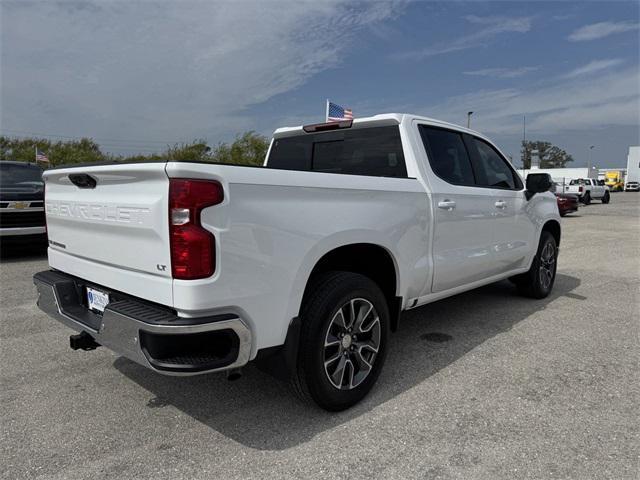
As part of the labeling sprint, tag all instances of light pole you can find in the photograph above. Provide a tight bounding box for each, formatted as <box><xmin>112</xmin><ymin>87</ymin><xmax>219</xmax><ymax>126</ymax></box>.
<box><xmin>467</xmin><ymin>111</ymin><xmax>473</xmax><ymax>129</ymax></box>
<box><xmin>522</xmin><ymin>115</ymin><xmax>526</xmax><ymax>176</ymax></box>
<box><xmin>588</xmin><ymin>145</ymin><xmax>595</xmax><ymax>173</ymax></box>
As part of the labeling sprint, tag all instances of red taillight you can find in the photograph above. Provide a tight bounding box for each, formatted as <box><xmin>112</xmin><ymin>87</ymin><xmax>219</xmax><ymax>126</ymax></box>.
<box><xmin>579</xmin><ymin>186</ymin><xmax>583</xmax><ymax>193</ymax></box>
<box><xmin>169</xmin><ymin>179</ymin><xmax>223</xmax><ymax>280</ymax></box>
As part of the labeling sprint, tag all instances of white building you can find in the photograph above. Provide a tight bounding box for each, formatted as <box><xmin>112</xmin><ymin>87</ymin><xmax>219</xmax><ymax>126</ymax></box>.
<box><xmin>516</xmin><ymin>151</ymin><xmax>598</xmax><ymax>184</ymax></box>
<box><xmin>626</xmin><ymin>146</ymin><xmax>640</xmax><ymax>183</ymax></box>
<box><xmin>518</xmin><ymin>166</ymin><xmax>598</xmax><ymax>184</ymax></box>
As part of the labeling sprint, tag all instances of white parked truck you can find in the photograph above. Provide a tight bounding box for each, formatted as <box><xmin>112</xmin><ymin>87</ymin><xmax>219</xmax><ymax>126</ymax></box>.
<box><xmin>34</xmin><ymin>114</ymin><xmax>561</xmax><ymax>410</ymax></box>
<box><xmin>565</xmin><ymin>178</ymin><xmax>609</xmax><ymax>204</ymax></box>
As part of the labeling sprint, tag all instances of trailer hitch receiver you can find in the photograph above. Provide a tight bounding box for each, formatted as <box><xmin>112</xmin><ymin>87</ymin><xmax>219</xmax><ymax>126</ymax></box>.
<box><xmin>70</xmin><ymin>332</ymin><xmax>101</xmax><ymax>351</ymax></box>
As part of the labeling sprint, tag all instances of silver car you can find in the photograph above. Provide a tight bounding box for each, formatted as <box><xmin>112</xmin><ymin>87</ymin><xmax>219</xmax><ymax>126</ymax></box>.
<box><xmin>625</xmin><ymin>181</ymin><xmax>639</xmax><ymax>192</ymax></box>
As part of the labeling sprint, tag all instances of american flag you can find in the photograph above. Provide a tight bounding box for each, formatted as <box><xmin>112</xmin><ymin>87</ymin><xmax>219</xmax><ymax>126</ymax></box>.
<box><xmin>35</xmin><ymin>149</ymin><xmax>50</xmax><ymax>163</ymax></box>
<box><xmin>326</xmin><ymin>101</ymin><xmax>353</xmax><ymax>122</ymax></box>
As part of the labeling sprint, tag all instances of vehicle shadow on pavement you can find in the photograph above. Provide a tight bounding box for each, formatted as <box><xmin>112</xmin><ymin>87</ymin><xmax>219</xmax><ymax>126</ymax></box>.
<box><xmin>115</xmin><ymin>273</ymin><xmax>581</xmax><ymax>451</ymax></box>
<box><xmin>0</xmin><ymin>240</ymin><xmax>48</xmax><ymax>263</ymax></box>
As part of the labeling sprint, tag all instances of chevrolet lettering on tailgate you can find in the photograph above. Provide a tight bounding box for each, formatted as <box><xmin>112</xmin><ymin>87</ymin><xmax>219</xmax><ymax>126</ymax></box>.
<box><xmin>46</xmin><ymin>200</ymin><xmax>152</xmax><ymax>226</ymax></box>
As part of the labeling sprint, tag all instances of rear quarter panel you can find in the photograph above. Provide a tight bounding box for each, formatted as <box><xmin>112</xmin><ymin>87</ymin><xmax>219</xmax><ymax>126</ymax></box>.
<box><xmin>524</xmin><ymin>191</ymin><xmax>562</xmax><ymax>263</ymax></box>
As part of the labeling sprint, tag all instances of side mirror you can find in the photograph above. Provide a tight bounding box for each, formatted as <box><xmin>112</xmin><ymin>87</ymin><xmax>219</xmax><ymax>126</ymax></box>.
<box><xmin>525</xmin><ymin>173</ymin><xmax>553</xmax><ymax>200</ymax></box>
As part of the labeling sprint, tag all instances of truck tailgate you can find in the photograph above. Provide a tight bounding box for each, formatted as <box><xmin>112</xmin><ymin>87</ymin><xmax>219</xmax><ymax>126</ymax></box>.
<box><xmin>44</xmin><ymin>163</ymin><xmax>173</xmax><ymax>306</ymax></box>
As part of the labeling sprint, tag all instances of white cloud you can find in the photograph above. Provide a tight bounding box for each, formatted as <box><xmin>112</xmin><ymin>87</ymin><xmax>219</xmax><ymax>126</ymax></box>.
<box><xmin>1</xmin><ymin>1</ymin><xmax>402</xmax><ymax>152</ymax></box>
<box><xmin>552</xmin><ymin>14</ymin><xmax>576</xmax><ymax>21</ymax></box>
<box><xmin>464</xmin><ymin>15</ymin><xmax>531</xmax><ymax>31</ymax></box>
<box><xmin>530</xmin><ymin>98</ymin><xmax>639</xmax><ymax>130</ymax></box>
<box><xmin>463</xmin><ymin>66</ymin><xmax>539</xmax><ymax>78</ymax></box>
<box><xmin>418</xmin><ymin>67</ymin><xmax>640</xmax><ymax>135</ymax></box>
<box><xmin>563</xmin><ymin>59</ymin><xmax>624</xmax><ymax>78</ymax></box>
<box><xmin>568</xmin><ymin>21</ymin><xmax>639</xmax><ymax>41</ymax></box>
<box><xmin>396</xmin><ymin>15</ymin><xmax>533</xmax><ymax>59</ymax></box>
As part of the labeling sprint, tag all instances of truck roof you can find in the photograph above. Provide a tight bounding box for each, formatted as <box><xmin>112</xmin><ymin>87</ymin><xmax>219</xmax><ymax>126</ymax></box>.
<box><xmin>0</xmin><ymin>160</ymin><xmax>42</xmax><ymax>167</ymax></box>
<box><xmin>272</xmin><ymin>113</ymin><xmax>485</xmax><ymax>139</ymax></box>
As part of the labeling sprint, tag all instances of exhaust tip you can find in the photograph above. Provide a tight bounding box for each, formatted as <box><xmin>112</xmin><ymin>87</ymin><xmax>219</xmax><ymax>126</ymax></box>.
<box><xmin>226</xmin><ymin>368</ymin><xmax>242</xmax><ymax>381</ymax></box>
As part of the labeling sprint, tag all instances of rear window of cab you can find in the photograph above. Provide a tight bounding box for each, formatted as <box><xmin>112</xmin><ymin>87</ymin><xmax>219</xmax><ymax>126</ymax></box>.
<box><xmin>267</xmin><ymin>126</ymin><xmax>408</xmax><ymax>178</ymax></box>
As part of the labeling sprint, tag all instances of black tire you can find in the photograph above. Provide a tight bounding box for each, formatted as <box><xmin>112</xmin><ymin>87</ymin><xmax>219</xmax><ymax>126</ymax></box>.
<box><xmin>514</xmin><ymin>231</ymin><xmax>558</xmax><ymax>299</ymax></box>
<box><xmin>602</xmin><ymin>191</ymin><xmax>610</xmax><ymax>204</ymax></box>
<box><xmin>582</xmin><ymin>192</ymin><xmax>591</xmax><ymax>205</ymax></box>
<box><xmin>291</xmin><ymin>271</ymin><xmax>390</xmax><ymax>411</ymax></box>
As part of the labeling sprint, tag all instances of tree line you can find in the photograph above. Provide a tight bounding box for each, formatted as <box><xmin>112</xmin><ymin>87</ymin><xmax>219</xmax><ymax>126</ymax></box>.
<box><xmin>520</xmin><ymin>140</ymin><xmax>573</xmax><ymax>169</ymax></box>
<box><xmin>0</xmin><ymin>131</ymin><xmax>269</xmax><ymax>168</ymax></box>
<box><xmin>1</xmin><ymin>132</ymin><xmax>574</xmax><ymax>170</ymax></box>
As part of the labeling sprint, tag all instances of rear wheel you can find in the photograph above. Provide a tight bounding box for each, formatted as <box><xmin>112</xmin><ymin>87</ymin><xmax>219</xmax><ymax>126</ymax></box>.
<box><xmin>513</xmin><ymin>231</ymin><xmax>558</xmax><ymax>299</ymax></box>
<box><xmin>582</xmin><ymin>192</ymin><xmax>591</xmax><ymax>205</ymax></box>
<box><xmin>602</xmin><ymin>191</ymin><xmax>610</xmax><ymax>204</ymax></box>
<box><xmin>292</xmin><ymin>271</ymin><xmax>389</xmax><ymax>411</ymax></box>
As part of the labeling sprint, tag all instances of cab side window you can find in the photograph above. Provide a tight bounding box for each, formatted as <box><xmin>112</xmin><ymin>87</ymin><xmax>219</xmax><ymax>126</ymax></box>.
<box><xmin>419</xmin><ymin>125</ymin><xmax>475</xmax><ymax>186</ymax></box>
<box><xmin>469</xmin><ymin>137</ymin><xmax>522</xmax><ymax>190</ymax></box>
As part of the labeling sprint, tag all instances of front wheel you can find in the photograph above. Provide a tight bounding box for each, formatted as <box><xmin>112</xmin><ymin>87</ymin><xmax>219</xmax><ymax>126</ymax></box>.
<box><xmin>514</xmin><ymin>231</ymin><xmax>558</xmax><ymax>299</ymax></box>
<box><xmin>292</xmin><ymin>271</ymin><xmax>389</xmax><ymax>411</ymax></box>
<box><xmin>602</xmin><ymin>191</ymin><xmax>610</xmax><ymax>204</ymax></box>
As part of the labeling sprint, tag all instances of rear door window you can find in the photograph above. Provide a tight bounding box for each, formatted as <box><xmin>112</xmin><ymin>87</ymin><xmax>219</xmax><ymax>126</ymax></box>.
<box><xmin>267</xmin><ymin>126</ymin><xmax>407</xmax><ymax>178</ymax></box>
<box><xmin>418</xmin><ymin>125</ymin><xmax>475</xmax><ymax>186</ymax></box>
<box><xmin>467</xmin><ymin>137</ymin><xmax>522</xmax><ymax>190</ymax></box>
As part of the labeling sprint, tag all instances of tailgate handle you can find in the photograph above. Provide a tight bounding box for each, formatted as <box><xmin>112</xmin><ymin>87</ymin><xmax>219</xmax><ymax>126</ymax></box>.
<box><xmin>69</xmin><ymin>173</ymin><xmax>97</xmax><ymax>189</ymax></box>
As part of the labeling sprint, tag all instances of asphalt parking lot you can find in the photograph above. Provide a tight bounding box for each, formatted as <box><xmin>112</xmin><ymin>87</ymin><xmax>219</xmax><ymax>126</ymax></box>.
<box><xmin>1</xmin><ymin>193</ymin><xmax>638</xmax><ymax>480</ymax></box>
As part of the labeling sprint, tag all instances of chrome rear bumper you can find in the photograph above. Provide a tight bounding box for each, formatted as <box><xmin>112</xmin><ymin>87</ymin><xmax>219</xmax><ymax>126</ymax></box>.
<box><xmin>33</xmin><ymin>270</ymin><xmax>252</xmax><ymax>375</ymax></box>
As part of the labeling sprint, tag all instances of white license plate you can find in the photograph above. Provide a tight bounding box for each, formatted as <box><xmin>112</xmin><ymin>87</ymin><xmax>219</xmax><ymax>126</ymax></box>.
<box><xmin>87</xmin><ymin>287</ymin><xmax>110</xmax><ymax>312</ymax></box>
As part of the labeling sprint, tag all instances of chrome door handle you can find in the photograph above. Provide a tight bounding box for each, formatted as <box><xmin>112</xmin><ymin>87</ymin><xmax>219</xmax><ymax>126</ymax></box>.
<box><xmin>494</xmin><ymin>200</ymin><xmax>506</xmax><ymax>209</ymax></box>
<box><xmin>438</xmin><ymin>200</ymin><xmax>456</xmax><ymax>210</ymax></box>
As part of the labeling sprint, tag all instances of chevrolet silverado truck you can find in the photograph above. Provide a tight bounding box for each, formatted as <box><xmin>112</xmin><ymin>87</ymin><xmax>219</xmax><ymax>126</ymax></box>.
<box><xmin>0</xmin><ymin>161</ymin><xmax>46</xmax><ymax>241</ymax></box>
<box><xmin>566</xmin><ymin>178</ymin><xmax>609</xmax><ymax>204</ymax></box>
<box><xmin>33</xmin><ymin>114</ymin><xmax>561</xmax><ymax>411</ymax></box>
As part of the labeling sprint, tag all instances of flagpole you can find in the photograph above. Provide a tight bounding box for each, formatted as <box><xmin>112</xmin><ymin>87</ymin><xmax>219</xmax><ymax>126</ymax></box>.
<box><xmin>325</xmin><ymin>99</ymin><xmax>329</xmax><ymax>122</ymax></box>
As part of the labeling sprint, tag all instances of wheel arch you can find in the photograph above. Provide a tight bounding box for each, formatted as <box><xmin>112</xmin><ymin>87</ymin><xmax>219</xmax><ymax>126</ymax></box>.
<box><xmin>542</xmin><ymin>219</ymin><xmax>561</xmax><ymax>247</ymax></box>
<box><xmin>258</xmin><ymin>242</ymin><xmax>403</xmax><ymax>381</ymax></box>
<box><xmin>301</xmin><ymin>243</ymin><xmax>402</xmax><ymax>332</ymax></box>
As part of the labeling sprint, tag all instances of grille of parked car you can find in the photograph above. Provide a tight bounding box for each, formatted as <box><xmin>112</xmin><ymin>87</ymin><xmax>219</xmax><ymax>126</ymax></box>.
<box><xmin>0</xmin><ymin>210</ymin><xmax>46</xmax><ymax>228</ymax></box>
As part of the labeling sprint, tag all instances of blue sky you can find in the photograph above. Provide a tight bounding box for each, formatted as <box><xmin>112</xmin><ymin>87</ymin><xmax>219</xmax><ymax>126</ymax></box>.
<box><xmin>2</xmin><ymin>1</ymin><xmax>639</xmax><ymax>168</ymax></box>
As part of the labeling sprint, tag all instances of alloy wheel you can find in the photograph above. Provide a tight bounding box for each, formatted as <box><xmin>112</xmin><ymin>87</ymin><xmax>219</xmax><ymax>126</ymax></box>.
<box><xmin>323</xmin><ymin>298</ymin><xmax>381</xmax><ymax>390</ymax></box>
<box><xmin>539</xmin><ymin>241</ymin><xmax>556</xmax><ymax>290</ymax></box>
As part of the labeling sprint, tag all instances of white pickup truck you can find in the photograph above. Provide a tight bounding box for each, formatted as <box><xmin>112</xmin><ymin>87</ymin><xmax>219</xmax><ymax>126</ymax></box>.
<box><xmin>34</xmin><ymin>114</ymin><xmax>561</xmax><ymax>410</ymax></box>
<box><xmin>565</xmin><ymin>178</ymin><xmax>610</xmax><ymax>204</ymax></box>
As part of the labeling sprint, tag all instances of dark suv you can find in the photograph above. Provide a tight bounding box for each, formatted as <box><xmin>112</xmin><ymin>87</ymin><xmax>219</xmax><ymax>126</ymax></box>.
<box><xmin>0</xmin><ymin>161</ymin><xmax>46</xmax><ymax>241</ymax></box>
